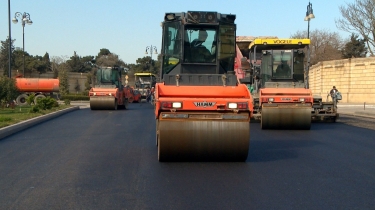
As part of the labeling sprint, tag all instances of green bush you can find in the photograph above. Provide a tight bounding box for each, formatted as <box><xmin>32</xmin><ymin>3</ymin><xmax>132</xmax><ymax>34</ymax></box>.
<box><xmin>26</xmin><ymin>93</ymin><xmax>36</xmax><ymax>105</ymax></box>
<box><xmin>60</xmin><ymin>94</ymin><xmax>89</xmax><ymax>101</ymax></box>
<box><xmin>29</xmin><ymin>105</ymin><xmax>40</xmax><ymax>113</ymax></box>
<box><xmin>64</xmin><ymin>99</ymin><xmax>71</xmax><ymax>105</ymax></box>
<box><xmin>36</xmin><ymin>97</ymin><xmax>58</xmax><ymax>110</ymax></box>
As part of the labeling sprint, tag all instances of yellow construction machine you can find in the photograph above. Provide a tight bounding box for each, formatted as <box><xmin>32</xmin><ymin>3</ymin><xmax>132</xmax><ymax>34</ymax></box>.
<box><xmin>236</xmin><ymin>38</ymin><xmax>338</xmax><ymax>129</ymax></box>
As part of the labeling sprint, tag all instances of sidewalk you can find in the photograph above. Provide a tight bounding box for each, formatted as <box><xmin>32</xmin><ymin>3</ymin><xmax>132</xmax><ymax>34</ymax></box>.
<box><xmin>337</xmin><ymin>103</ymin><xmax>375</xmax><ymax>119</ymax></box>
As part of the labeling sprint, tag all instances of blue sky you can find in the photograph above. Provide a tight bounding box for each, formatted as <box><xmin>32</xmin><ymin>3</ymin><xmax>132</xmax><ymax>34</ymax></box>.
<box><xmin>1</xmin><ymin>0</ymin><xmax>353</xmax><ymax>64</ymax></box>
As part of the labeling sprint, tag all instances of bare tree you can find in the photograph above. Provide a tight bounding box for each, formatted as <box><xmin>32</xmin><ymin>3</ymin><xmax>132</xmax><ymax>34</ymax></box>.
<box><xmin>291</xmin><ymin>29</ymin><xmax>345</xmax><ymax>65</ymax></box>
<box><xmin>336</xmin><ymin>0</ymin><xmax>375</xmax><ymax>56</ymax></box>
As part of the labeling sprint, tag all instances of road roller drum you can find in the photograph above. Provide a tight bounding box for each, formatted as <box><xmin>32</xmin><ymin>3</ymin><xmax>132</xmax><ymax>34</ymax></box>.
<box><xmin>261</xmin><ymin>104</ymin><xmax>311</xmax><ymax>130</ymax></box>
<box><xmin>157</xmin><ymin>115</ymin><xmax>250</xmax><ymax>161</ymax></box>
<box><xmin>90</xmin><ymin>96</ymin><xmax>116</xmax><ymax>110</ymax></box>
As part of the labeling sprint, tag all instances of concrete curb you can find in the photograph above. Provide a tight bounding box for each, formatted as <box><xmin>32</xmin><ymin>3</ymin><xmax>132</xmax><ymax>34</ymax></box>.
<box><xmin>339</xmin><ymin>111</ymin><xmax>375</xmax><ymax>119</ymax></box>
<box><xmin>0</xmin><ymin>106</ymin><xmax>80</xmax><ymax>140</ymax></box>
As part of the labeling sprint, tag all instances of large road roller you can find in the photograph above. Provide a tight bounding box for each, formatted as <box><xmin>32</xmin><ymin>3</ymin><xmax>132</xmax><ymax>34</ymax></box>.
<box><xmin>154</xmin><ymin>11</ymin><xmax>253</xmax><ymax>161</ymax></box>
<box><xmin>89</xmin><ymin>66</ymin><xmax>129</xmax><ymax>110</ymax></box>
<box><xmin>246</xmin><ymin>38</ymin><xmax>314</xmax><ymax>129</ymax></box>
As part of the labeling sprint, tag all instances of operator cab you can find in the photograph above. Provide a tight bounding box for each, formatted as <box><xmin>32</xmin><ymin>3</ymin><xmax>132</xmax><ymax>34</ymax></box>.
<box><xmin>249</xmin><ymin>39</ymin><xmax>309</xmax><ymax>89</ymax></box>
<box><xmin>160</xmin><ymin>11</ymin><xmax>238</xmax><ymax>86</ymax></box>
<box><xmin>95</xmin><ymin>66</ymin><xmax>123</xmax><ymax>88</ymax></box>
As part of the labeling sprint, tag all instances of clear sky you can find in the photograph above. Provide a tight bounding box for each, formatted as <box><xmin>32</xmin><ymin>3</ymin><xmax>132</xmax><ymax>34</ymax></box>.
<box><xmin>1</xmin><ymin>0</ymin><xmax>353</xmax><ymax>64</ymax></box>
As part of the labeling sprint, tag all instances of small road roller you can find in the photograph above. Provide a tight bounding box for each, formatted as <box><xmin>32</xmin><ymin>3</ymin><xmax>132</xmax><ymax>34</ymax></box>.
<box><xmin>89</xmin><ymin>66</ymin><xmax>129</xmax><ymax>110</ymax></box>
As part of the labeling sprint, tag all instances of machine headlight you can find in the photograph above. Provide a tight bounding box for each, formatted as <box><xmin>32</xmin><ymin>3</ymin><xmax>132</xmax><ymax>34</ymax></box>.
<box><xmin>93</xmin><ymin>92</ymin><xmax>96</xmax><ymax>96</ymax></box>
<box><xmin>228</xmin><ymin>103</ymin><xmax>238</xmax><ymax>109</ymax></box>
<box><xmin>109</xmin><ymin>93</ymin><xmax>112</xmax><ymax>96</ymax></box>
<box><xmin>172</xmin><ymin>102</ymin><xmax>182</xmax><ymax>108</ymax></box>
<box><xmin>268</xmin><ymin>98</ymin><xmax>274</xmax><ymax>102</ymax></box>
<box><xmin>299</xmin><ymin>98</ymin><xmax>305</xmax><ymax>102</ymax></box>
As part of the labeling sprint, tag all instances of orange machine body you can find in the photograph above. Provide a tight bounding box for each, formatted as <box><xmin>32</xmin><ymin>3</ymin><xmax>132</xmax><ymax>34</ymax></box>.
<box><xmin>259</xmin><ymin>88</ymin><xmax>313</xmax><ymax>104</ymax></box>
<box><xmin>15</xmin><ymin>78</ymin><xmax>59</xmax><ymax>92</ymax></box>
<box><xmin>154</xmin><ymin>83</ymin><xmax>253</xmax><ymax>118</ymax></box>
<box><xmin>89</xmin><ymin>87</ymin><xmax>127</xmax><ymax>106</ymax></box>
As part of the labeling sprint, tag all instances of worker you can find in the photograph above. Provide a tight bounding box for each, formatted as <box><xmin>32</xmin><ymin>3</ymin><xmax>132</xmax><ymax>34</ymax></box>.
<box><xmin>146</xmin><ymin>87</ymin><xmax>151</xmax><ymax>103</ymax></box>
<box><xmin>330</xmin><ymin>86</ymin><xmax>339</xmax><ymax>102</ymax></box>
<box><xmin>190</xmin><ymin>30</ymin><xmax>213</xmax><ymax>62</ymax></box>
<box><xmin>275</xmin><ymin>61</ymin><xmax>291</xmax><ymax>77</ymax></box>
<box><xmin>150</xmin><ymin>87</ymin><xmax>155</xmax><ymax>104</ymax></box>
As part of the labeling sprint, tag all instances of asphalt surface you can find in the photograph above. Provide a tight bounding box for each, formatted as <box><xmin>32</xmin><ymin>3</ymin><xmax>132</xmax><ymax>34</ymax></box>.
<box><xmin>0</xmin><ymin>102</ymin><xmax>375</xmax><ymax>209</ymax></box>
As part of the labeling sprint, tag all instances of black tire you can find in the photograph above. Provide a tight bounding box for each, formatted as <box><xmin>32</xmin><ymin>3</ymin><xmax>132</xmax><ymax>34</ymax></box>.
<box><xmin>16</xmin><ymin>94</ymin><xmax>28</xmax><ymax>106</ymax></box>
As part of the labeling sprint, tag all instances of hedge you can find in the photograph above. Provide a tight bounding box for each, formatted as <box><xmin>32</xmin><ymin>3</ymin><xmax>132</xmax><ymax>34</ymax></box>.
<box><xmin>60</xmin><ymin>94</ymin><xmax>90</xmax><ymax>101</ymax></box>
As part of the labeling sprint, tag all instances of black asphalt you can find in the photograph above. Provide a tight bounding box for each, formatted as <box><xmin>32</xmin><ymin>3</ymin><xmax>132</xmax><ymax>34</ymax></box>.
<box><xmin>1</xmin><ymin>103</ymin><xmax>375</xmax><ymax>210</ymax></box>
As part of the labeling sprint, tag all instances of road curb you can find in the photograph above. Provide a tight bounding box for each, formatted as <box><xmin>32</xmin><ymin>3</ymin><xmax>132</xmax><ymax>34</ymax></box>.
<box><xmin>339</xmin><ymin>112</ymin><xmax>375</xmax><ymax>119</ymax></box>
<box><xmin>0</xmin><ymin>106</ymin><xmax>80</xmax><ymax>140</ymax></box>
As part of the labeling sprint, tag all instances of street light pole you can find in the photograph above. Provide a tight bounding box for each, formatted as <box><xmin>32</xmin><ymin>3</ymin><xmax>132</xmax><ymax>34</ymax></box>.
<box><xmin>304</xmin><ymin>2</ymin><xmax>315</xmax><ymax>89</ymax></box>
<box><xmin>8</xmin><ymin>0</ymin><xmax>11</xmax><ymax>78</ymax></box>
<box><xmin>145</xmin><ymin>45</ymin><xmax>158</xmax><ymax>72</ymax></box>
<box><xmin>12</xmin><ymin>12</ymin><xmax>33</xmax><ymax>77</ymax></box>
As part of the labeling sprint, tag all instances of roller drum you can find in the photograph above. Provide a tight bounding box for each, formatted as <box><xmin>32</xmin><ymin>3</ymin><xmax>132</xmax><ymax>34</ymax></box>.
<box><xmin>90</xmin><ymin>96</ymin><xmax>116</xmax><ymax>110</ymax></box>
<box><xmin>158</xmin><ymin>120</ymin><xmax>250</xmax><ymax>161</ymax></box>
<box><xmin>261</xmin><ymin>106</ymin><xmax>311</xmax><ymax>130</ymax></box>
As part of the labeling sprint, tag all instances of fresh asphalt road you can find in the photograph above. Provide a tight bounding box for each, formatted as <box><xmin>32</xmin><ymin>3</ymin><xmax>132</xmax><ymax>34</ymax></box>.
<box><xmin>0</xmin><ymin>103</ymin><xmax>375</xmax><ymax>210</ymax></box>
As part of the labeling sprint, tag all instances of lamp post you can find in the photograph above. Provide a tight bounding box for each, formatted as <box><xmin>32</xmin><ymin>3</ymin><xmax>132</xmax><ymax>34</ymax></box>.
<box><xmin>8</xmin><ymin>0</ymin><xmax>11</xmax><ymax>78</ymax></box>
<box><xmin>12</xmin><ymin>12</ymin><xmax>33</xmax><ymax>77</ymax></box>
<box><xmin>304</xmin><ymin>2</ymin><xmax>315</xmax><ymax>89</ymax></box>
<box><xmin>145</xmin><ymin>45</ymin><xmax>158</xmax><ymax>72</ymax></box>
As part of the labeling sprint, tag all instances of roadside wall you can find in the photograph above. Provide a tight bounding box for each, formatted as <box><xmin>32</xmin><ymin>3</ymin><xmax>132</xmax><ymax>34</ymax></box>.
<box><xmin>309</xmin><ymin>57</ymin><xmax>375</xmax><ymax>103</ymax></box>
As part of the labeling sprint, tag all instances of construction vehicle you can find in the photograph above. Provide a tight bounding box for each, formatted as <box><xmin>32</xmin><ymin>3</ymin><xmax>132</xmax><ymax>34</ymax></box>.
<box><xmin>15</xmin><ymin>78</ymin><xmax>60</xmax><ymax>105</ymax></box>
<box><xmin>134</xmin><ymin>73</ymin><xmax>157</xmax><ymax>100</ymax></box>
<box><xmin>154</xmin><ymin>11</ymin><xmax>253</xmax><ymax>161</ymax></box>
<box><xmin>89</xmin><ymin>66</ymin><xmax>129</xmax><ymax>110</ymax></box>
<box><xmin>236</xmin><ymin>38</ymin><xmax>338</xmax><ymax>129</ymax></box>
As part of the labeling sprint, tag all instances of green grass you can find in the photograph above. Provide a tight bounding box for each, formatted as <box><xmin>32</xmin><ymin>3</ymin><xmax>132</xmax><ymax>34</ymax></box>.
<box><xmin>0</xmin><ymin>105</ymin><xmax>71</xmax><ymax>129</ymax></box>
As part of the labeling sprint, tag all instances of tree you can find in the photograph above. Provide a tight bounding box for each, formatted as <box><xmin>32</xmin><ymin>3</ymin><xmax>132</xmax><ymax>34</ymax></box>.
<box><xmin>58</xmin><ymin>63</ymin><xmax>70</xmax><ymax>95</ymax></box>
<box><xmin>291</xmin><ymin>29</ymin><xmax>344</xmax><ymax>65</ymax></box>
<box><xmin>42</xmin><ymin>52</ymin><xmax>51</xmax><ymax>72</ymax></box>
<box><xmin>341</xmin><ymin>33</ymin><xmax>368</xmax><ymax>58</ymax></box>
<box><xmin>97</xmin><ymin>48</ymin><xmax>111</xmax><ymax>59</ymax></box>
<box><xmin>0</xmin><ymin>76</ymin><xmax>19</xmax><ymax>104</ymax></box>
<box><xmin>96</xmin><ymin>53</ymin><xmax>125</xmax><ymax>67</ymax></box>
<box><xmin>0</xmin><ymin>37</ymin><xmax>15</xmax><ymax>76</ymax></box>
<box><xmin>336</xmin><ymin>0</ymin><xmax>375</xmax><ymax>56</ymax></box>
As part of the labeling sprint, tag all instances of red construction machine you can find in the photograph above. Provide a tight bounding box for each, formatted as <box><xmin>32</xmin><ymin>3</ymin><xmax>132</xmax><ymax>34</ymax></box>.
<box><xmin>154</xmin><ymin>11</ymin><xmax>253</xmax><ymax>161</ymax></box>
<box><xmin>89</xmin><ymin>66</ymin><xmax>129</xmax><ymax>110</ymax></box>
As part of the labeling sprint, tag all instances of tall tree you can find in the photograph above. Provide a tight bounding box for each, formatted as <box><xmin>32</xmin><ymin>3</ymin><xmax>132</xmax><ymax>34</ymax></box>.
<box><xmin>336</xmin><ymin>0</ymin><xmax>375</xmax><ymax>56</ymax></box>
<box><xmin>341</xmin><ymin>33</ymin><xmax>368</xmax><ymax>58</ymax></box>
<box><xmin>291</xmin><ymin>29</ymin><xmax>344</xmax><ymax>65</ymax></box>
<box><xmin>67</xmin><ymin>51</ymin><xmax>83</xmax><ymax>72</ymax></box>
<box><xmin>42</xmin><ymin>52</ymin><xmax>51</xmax><ymax>72</ymax></box>
<box><xmin>0</xmin><ymin>37</ymin><xmax>15</xmax><ymax>76</ymax></box>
